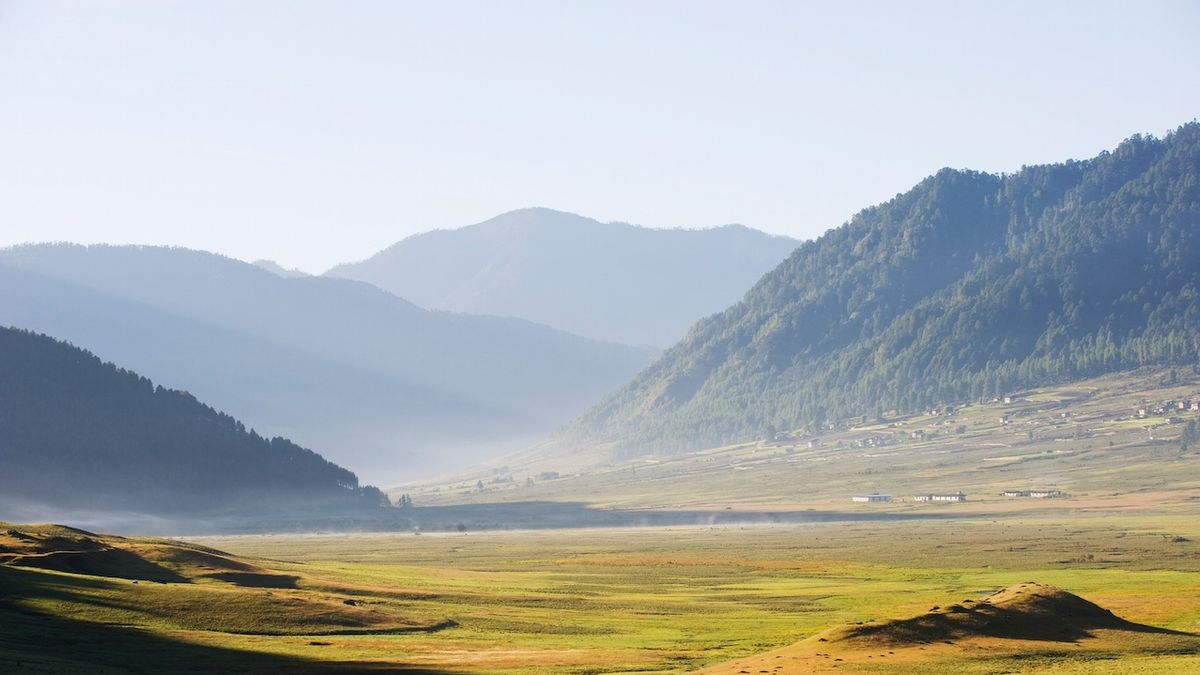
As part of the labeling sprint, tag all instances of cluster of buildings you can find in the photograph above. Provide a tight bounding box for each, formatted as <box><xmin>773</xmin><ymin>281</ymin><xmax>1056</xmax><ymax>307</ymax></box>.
<box><xmin>912</xmin><ymin>492</ymin><xmax>966</xmax><ymax>502</ymax></box>
<box><xmin>1001</xmin><ymin>489</ymin><xmax>1064</xmax><ymax>498</ymax></box>
<box><xmin>926</xmin><ymin>405</ymin><xmax>958</xmax><ymax>416</ymax></box>
<box><xmin>850</xmin><ymin>492</ymin><xmax>966</xmax><ymax>503</ymax></box>
<box><xmin>851</xmin><ymin>488</ymin><xmax>1070</xmax><ymax>503</ymax></box>
<box><xmin>851</xmin><ymin>435</ymin><xmax>892</xmax><ymax>449</ymax></box>
<box><xmin>1137</xmin><ymin>399</ymin><xmax>1200</xmax><ymax>418</ymax></box>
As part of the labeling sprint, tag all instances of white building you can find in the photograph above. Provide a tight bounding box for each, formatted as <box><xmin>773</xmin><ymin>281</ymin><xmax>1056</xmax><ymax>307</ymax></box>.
<box><xmin>913</xmin><ymin>492</ymin><xmax>966</xmax><ymax>502</ymax></box>
<box><xmin>1029</xmin><ymin>489</ymin><xmax>1063</xmax><ymax>498</ymax></box>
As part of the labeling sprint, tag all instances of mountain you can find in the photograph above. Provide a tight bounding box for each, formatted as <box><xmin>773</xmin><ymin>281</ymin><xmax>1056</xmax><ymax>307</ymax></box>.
<box><xmin>325</xmin><ymin>208</ymin><xmax>800</xmax><ymax>347</ymax></box>
<box><xmin>0</xmin><ymin>245</ymin><xmax>655</xmax><ymax>480</ymax></box>
<box><xmin>566</xmin><ymin>123</ymin><xmax>1200</xmax><ymax>455</ymax></box>
<box><xmin>0</xmin><ymin>327</ymin><xmax>387</xmax><ymax>515</ymax></box>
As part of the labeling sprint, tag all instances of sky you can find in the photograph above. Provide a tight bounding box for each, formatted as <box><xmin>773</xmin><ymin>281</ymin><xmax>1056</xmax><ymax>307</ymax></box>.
<box><xmin>0</xmin><ymin>1</ymin><xmax>1197</xmax><ymax>273</ymax></box>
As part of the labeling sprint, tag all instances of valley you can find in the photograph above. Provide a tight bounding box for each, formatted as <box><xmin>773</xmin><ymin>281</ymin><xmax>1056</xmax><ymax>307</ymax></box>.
<box><xmin>3</xmin><ymin>369</ymin><xmax>1198</xmax><ymax>673</ymax></box>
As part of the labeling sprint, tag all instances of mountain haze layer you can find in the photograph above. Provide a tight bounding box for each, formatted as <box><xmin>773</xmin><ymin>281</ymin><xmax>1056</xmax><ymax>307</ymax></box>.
<box><xmin>0</xmin><ymin>246</ymin><xmax>655</xmax><ymax>480</ymax></box>
<box><xmin>566</xmin><ymin>124</ymin><xmax>1200</xmax><ymax>455</ymax></box>
<box><xmin>325</xmin><ymin>208</ymin><xmax>800</xmax><ymax>347</ymax></box>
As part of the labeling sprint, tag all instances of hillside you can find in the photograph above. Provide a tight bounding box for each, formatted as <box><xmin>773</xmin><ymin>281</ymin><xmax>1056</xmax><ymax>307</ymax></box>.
<box><xmin>325</xmin><ymin>208</ymin><xmax>800</xmax><ymax>347</ymax></box>
<box><xmin>0</xmin><ymin>328</ymin><xmax>386</xmax><ymax>516</ymax></box>
<box><xmin>0</xmin><ymin>523</ymin><xmax>453</xmax><ymax>672</ymax></box>
<box><xmin>566</xmin><ymin>124</ymin><xmax>1200</xmax><ymax>455</ymax></box>
<box><xmin>0</xmin><ymin>245</ymin><xmax>655</xmax><ymax>480</ymax></box>
<box><xmin>408</xmin><ymin>367</ymin><xmax>1200</xmax><ymax>514</ymax></box>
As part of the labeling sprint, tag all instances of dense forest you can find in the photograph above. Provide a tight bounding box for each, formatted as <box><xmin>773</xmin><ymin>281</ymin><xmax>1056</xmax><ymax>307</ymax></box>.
<box><xmin>569</xmin><ymin>123</ymin><xmax>1200</xmax><ymax>455</ymax></box>
<box><xmin>0</xmin><ymin>327</ymin><xmax>389</xmax><ymax>514</ymax></box>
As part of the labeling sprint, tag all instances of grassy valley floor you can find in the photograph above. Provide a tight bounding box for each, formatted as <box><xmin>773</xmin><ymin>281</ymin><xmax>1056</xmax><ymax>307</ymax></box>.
<box><xmin>3</xmin><ymin>513</ymin><xmax>1197</xmax><ymax>673</ymax></box>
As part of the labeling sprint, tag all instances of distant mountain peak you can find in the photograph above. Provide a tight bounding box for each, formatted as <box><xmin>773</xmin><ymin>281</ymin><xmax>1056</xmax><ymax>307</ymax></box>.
<box><xmin>325</xmin><ymin>210</ymin><xmax>800</xmax><ymax>347</ymax></box>
<box><xmin>252</xmin><ymin>259</ymin><xmax>309</xmax><ymax>278</ymax></box>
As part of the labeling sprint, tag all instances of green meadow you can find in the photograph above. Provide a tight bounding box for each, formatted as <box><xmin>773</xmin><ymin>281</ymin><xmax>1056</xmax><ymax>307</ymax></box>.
<box><xmin>4</xmin><ymin>513</ymin><xmax>1199</xmax><ymax>673</ymax></box>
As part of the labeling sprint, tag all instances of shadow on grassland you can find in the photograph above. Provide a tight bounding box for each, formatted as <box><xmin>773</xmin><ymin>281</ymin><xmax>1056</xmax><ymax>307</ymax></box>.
<box><xmin>0</xmin><ymin>568</ymin><xmax>463</xmax><ymax>674</ymax></box>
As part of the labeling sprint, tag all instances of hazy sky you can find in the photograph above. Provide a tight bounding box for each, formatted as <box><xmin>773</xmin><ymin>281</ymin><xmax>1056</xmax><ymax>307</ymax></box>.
<box><xmin>1</xmin><ymin>1</ymin><xmax>1197</xmax><ymax>273</ymax></box>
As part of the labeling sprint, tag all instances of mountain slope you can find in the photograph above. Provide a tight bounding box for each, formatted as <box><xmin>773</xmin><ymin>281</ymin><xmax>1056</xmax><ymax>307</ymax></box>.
<box><xmin>325</xmin><ymin>208</ymin><xmax>800</xmax><ymax>347</ymax></box>
<box><xmin>0</xmin><ymin>246</ymin><xmax>655</xmax><ymax>479</ymax></box>
<box><xmin>567</xmin><ymin>123</ymin><xmax>1200</xmax><ymax>455</ymax></box>
<box><xmin>0</xmin><ymin>327</ymin><xmax>387</xmax><ymax>515</ymax></box>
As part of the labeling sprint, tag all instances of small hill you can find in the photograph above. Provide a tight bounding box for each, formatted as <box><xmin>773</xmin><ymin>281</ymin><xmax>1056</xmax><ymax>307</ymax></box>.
<box><xmin>699</xmin><ymin>583</ymin><xmax>1199</xmax><ymax>674</ymax></box>
<box><xmin>567</xmin><ymin>123</ymin><xmax>1200</xmax><ymax>456</ymax></box>
<box><xmin>0</xmin><ymin>522</ymin><xmax>452</xmax><ymax>671</ymax></box>
<box><xmin>0</xmin><ymin>523</ymin><xmax>268</xmax><ymax>584</ymax></box>
<box><xmin>824</xmin><ymin>583</ymin><xmax>1153</xmax><ymax>646</ymax></box>
<box><xmin>0</xmin><ymin>327</ymin><xmax>388</xmax><ymax>517</ymax></box>
<box><xmin>326</xmin><ymin>207</ymin><xmax>800</xmax><ymax>347</ymax></box>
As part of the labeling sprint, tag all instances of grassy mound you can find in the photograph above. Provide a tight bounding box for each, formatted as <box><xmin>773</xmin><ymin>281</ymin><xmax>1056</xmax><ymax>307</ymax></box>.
<box><xmin>824</xmin><ymin>582</ymin><xmax>1163</xmax><ymax>646</ymax></box>
<box><xmin>0</xmin><ymin>524</ymin><xmax>292</xmax><ymax>584</ymax></box>
<box><xmin>699</xmin><ymin>582</ymin><xmax>1199</xmax><ymax>673</ymax></box>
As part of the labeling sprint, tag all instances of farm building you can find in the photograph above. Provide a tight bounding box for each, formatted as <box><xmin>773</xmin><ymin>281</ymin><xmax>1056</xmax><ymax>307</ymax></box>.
<box><xmin>851</xmin><ymin>493</ymin><xmax>892</xmax><ymax>503</ymax></box>
<box><xmin>913</xmin><ymin>492</ymin><xmax>966</xmax><ymax>502</ymax></box>
<box><xmin>1030</xmin><ymin>489</ymin><xmax>1063</xmax><ymax>498</ymax></box>
<box><xmin>1002</xmin><ymin>489</ymin><xmax>1064</xmax><ymax>498</ymax></box>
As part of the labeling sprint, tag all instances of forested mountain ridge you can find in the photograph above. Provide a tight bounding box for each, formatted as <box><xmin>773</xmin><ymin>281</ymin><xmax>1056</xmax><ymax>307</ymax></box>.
<box><xmin>0</xmin><ymin>326</ymin><xmax>388</xmax><ymax>514</ymax></box>
<box><xmin>0</xmin><ymin>245</ymin><xmax>654</xmax><ymax>479</ymax></box>
<box><xmin>325</xmin><ymin>208</ymin><xmax>800</xmax><ymax>347</ymax></box>
<box><xmin>567</xmin><ymin>123</ymin><xmax>1200</xmax><ymax>455</ymax></box>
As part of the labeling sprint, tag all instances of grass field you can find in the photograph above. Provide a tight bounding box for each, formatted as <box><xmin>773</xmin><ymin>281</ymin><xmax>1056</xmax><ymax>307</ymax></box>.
<box><xmin>3</xmin><ymin>513</ymin><xmax>1199</xmax><ymax>673</ymax></box>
